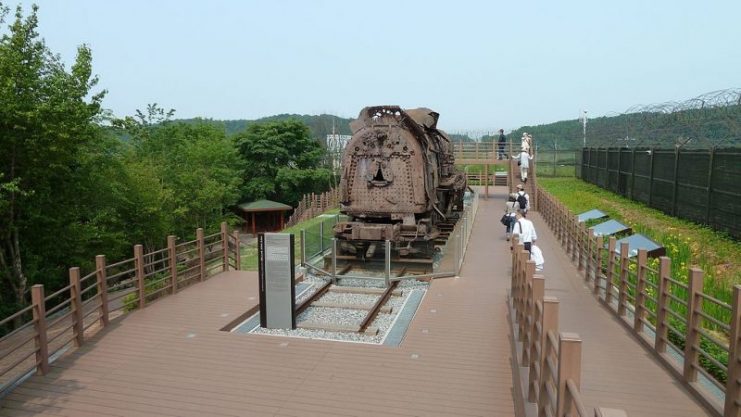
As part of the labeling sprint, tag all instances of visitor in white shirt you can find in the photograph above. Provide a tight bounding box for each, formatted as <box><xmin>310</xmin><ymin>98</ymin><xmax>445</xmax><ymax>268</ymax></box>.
<box><xmin>512</xmin><ymin>211</ymin><xmax>538</xmax><ymax>256</ymax></box>
<box><xmin>531</xmin><ymin>244</ymin><xmax>544</xmax><ymax>271</ymax></box>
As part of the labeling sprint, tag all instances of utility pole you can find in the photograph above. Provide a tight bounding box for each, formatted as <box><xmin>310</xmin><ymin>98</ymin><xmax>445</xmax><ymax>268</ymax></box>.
<box><xmin>581</xmin><ymin>110</ymin><xmax>588</xmax><ymax>148</ymax></box>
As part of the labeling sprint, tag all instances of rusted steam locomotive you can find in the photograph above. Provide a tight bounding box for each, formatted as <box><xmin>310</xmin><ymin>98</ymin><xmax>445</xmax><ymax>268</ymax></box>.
<box><xmin>334</xmin><ymin>106</ymin><xmax>467</xmax><ymax>260</ymax></box>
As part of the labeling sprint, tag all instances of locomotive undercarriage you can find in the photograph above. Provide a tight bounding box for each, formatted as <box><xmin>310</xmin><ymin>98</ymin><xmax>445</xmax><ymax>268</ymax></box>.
<box><xmin>333</xmin><ymin>216</ymin><xmax>438</xmax><ymax>261</ymax></box>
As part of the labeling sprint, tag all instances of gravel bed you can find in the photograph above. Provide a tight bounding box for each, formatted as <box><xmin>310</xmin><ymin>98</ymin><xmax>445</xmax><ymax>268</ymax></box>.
<box><xmin>317</xmin><ymin>292</ymin><xmax>378</xmax><ymax>306</ymax></box>
<box><xmin>249</xmin><ymin>283</ymin><xmax>429</xmax><ymax>344</ymax></box>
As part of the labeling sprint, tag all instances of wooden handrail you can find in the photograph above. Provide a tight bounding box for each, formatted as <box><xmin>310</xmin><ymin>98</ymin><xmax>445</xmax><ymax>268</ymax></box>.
<box><xmin>536</xmin><ymin>184</ymin><xmax>739</xmax><ymax>417</ymax></box>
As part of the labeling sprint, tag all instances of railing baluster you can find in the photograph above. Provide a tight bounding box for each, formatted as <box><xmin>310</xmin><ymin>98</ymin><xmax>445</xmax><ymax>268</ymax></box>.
<box><xmin>557</xmin><ymin>333</ymin><xmax>582</xmax><ymax>417</ymax></box>
<box><xmin>618</xmin><ymin>242</ymin><xmax>629</xmax><ymax>317</ymax></box>
<box><xmin>605</xmin><ymin>237</ymin><xmax>617</xmax><ymax>305</ymax></box>
<box><xmin>69</xmin><ymin>267</ymin><xmax>84</xmax><ymax>347</ymax></box>
<box><xmin>634</xmin><ymin>249</ymin><xmax>648</xmax><ymax>333</ymax></box>
<box><xmin>655</xmin><ymin>257</ymin><xmax>671</xmax><ymax>353</ymax></box>
<box><xmin>31</xmin><ymin>284</ymin><xmax>49</xmax><ymax>375</ymax></box>
<box><xmin>96</xmin><ymin>255</ymin><xmax>109</xmax><ymax>327</ymax></box>
<box><xmin>724</xmin><ymin>285</ymin><xmax>741</xmax><ymax>417</ymax></box>
<box><xmin>683</xmin><ymin>268</ymin><xmax>704</xmax><ymax>382</ymax></box>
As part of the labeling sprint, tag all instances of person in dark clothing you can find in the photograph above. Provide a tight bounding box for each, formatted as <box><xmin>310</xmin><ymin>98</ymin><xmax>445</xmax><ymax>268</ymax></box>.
<box><xmin>497</xmin><ymin>129</ymin><xmax>506</xmax><ymax>160</ymax></box>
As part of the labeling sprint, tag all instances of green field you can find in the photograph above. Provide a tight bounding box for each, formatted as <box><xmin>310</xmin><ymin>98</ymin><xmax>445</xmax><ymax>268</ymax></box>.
<box><xmin>539</xmin><ymin>178</ymin><xmax>741</xmax><ymax>300</ymax></box>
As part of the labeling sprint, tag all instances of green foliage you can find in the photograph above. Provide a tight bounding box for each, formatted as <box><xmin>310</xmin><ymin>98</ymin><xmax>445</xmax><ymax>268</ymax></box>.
<box><xmin>114</xmin><ymin>109</ymin><xmax>244</xmax><ymax>248</ymax></box>
<box><xmin>235</xmin><ymin>119</ymin><xmax>331</xmax><ymax>206</ymax></box>
<box><xmin>0</xmin><ymin>3</ymin><xmax>107</xmax><ymax>305</ymax></box>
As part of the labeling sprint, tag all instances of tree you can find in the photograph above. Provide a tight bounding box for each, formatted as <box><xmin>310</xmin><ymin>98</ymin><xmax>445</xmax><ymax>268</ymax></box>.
<box><xmin>0</xmin><ymin>4</ymin><xmax>106</xmax><ymax>306</ymax></box>
<box><xmin>114</xmin><ymin>110</ymin><xmax>244</xmax><ymax>247</ymax></box>
<box><xmin>235</xmin><ymin>120</ymin><xmax>331</xmax><ymax>206</ymax></box>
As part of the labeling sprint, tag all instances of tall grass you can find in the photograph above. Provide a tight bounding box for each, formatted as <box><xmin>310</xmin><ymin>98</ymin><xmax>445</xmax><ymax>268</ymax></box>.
<box><xmin>540</xmin><ymin>178</ymin><xmax>740</xmax><ymax>302</ymax></box>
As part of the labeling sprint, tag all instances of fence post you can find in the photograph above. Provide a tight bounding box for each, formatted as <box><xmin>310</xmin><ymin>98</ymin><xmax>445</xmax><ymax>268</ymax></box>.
<box><xmin>617</xmin><ymin>242</ymin><xmax>629</xmax><ymax>317</ymax></box>
<box><xmin>671</xmin><ymin>146</ymin><xmax>681</xmax><ymax>216</ymax></box>
<box><xmin>683</xmin><ymin>267</ymin><xmax>704</xmax><ymax>383</ymax></box>
<box><xmin>300</xmin><ymin>229</ymin><xmax>306</xmax><ymax>267</ymax></box>
<box><xmin>538</xmin><ymin>297</ymin><xmax>560</xmax><ymax>417</ymax></box>
<box><xmin>605</xmin><ymin>237</ymin><xmax>616</xmax><ymax>304</ymax></box>
<box><xmin>31</xmin><ymin>284</ymin><xmax>49</xmax><ymax>375</ymax></box>
<box><xmin>232</xmin><ymin>230</ymin><xmax>241</xmax><ymax>270</ymax></box>
<box><xmin>705</xmin><ymin>147</ymin><xmax>716</xmax><ymax>225</ymax></box>
<box><xmin>634</xmin><ymin>249</ymin><xmax>648</xmax><ymax>333</ymax></box>
<box><xmin>577</xmin><ymin>220</ymin><xmax>585</xmax><ymax>271</ymax></box>
<box><xmin>520</xmin><ymin>260</ymin><xmax>536</xmax><ymax>362</ymax></box>
<box><xmin>167</xmin><ymin>236</ymin><xmax>177</xmax><ymax>294</ymax></box>
<box><xmin>594</xmin><ymin>235</ymin><xmax>604</xmax><ymax>295</ymax></box>
<box><xmin>724</xmin><ymin>285</ymin><xmax>741</xmax><ymax>417</ymax></box>
<box><xmin>655</xmin><ymin>257</ymin><xmax>671</xmax><ymax>353</ymax></box>
<box><xmin>583</xmin><ymin>228</ymin><xmax>592</xmax><ymax>278</ymax></box>
<box><xmin>557</xmin><ymin>332</ymin><xmax>582</xmax><ymax>417</ymax></box>
<box><xmin>196</xmin><ymin>228</ymin><xmax>205</xmax><ymax>281</ymax></box>
<box><xmin>527</xmin><ymin>275</ymin><xmax>546</xmax><ymax>403</ymax></box>
<box><xmin>220</xmin><ymin>222</ymin><xmax>229</xmax><ymax>272</ymax></box>
<box><xmin>630</xmin><ymin>147</ymin><xmax>637</xmax><ymax>200</ymax></box>
<box><xmin>95</xmin><ymin>255</ymin><xmax>109</xmax><ymax>327</ymax></box>
<box><xmin>648</xmin><ymin>147</ymin><xmax>656</xmax><ymax>207</ymax></box>
<box><xmin>69</xmin><ymin>267</ymin><xmax>84</xmax><ymax>347</ymax></box>
<box><xmin>134</xmin><ymin>244</ymin><xmax>145</xmax><ymax>309</ymax></box>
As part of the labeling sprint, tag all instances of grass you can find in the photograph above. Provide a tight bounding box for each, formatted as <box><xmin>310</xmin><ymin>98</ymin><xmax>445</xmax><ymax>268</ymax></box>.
<box><xmin>539</xmin><ymin>178</ymin><xmax>740</xmax><ymax>301</ymax></box>
<box><xmin>240</xmin><ymin>209</ymin><xmax>341</xmax><ymax>271</ymax></box>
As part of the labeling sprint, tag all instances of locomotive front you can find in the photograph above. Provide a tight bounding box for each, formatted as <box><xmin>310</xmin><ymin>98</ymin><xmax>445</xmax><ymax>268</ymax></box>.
<box><xmin>334</xmin><ymin>106</ymin><xmax>466</xmax><ymax>260</ymax></box>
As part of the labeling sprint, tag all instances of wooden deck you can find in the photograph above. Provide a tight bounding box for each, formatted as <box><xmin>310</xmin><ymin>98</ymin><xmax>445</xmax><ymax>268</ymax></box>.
<box><xmin>0</xmin><ymin>188</ymin><xmax>713</xmax><ymax>416</ymax></box>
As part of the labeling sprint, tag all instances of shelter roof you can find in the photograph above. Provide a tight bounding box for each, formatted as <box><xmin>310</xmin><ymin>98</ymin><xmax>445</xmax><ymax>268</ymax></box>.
<box><xmin>238</xmin><ymin>200</ymin><xmax>292</xmax><ymax>212</ymax></box>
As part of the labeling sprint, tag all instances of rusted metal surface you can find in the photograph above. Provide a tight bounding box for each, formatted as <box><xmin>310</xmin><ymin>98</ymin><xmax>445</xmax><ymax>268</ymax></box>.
<box><xmin>358</xmin><ymin>280</ymin><xmax>400</xmax><ymax>333</ymax></box>
<box><xmin>335</xmin><ymin>106</ymin><xmax>467</xmax><ymax>258</ymax></box>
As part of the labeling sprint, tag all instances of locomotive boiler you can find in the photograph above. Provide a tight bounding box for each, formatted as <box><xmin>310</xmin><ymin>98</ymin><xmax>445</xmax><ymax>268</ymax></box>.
<box><xmin>334</xmin><ymin>106</ymin><xmax>467</xmax><ymax>260</ymax></box>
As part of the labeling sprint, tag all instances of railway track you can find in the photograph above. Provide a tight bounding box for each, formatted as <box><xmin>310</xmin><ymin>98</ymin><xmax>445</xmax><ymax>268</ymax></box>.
<box><xmin>294</xmin><ymin>266</ymin><xmax>414</xmax><ymax>335</ymax></box>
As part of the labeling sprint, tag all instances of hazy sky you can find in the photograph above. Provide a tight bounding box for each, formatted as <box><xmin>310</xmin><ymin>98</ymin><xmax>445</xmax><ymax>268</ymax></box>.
<box><xmin>8</xmin><ymin>0</ymin><xmax>741</xmax><ymax>132</ymax></box>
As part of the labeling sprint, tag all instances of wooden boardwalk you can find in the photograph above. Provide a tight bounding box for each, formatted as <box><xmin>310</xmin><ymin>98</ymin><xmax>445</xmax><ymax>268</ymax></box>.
<box><xmin>0</xmin><ymin>188</ymin><xmax>713</xmax><ymax>416</ymax></box>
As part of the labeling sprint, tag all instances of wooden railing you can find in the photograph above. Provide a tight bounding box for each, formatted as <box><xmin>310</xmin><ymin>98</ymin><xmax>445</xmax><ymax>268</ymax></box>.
<box><xmin>0</xmin><ymin>222</ymin><xmax>241</xmax><ymax>393</ymax></box>
<box><xmin>510</xmin><ymin>235</ymin><xmax>627</xmax><ymax>417</ymax></box>
<box><xmin>285</xmin><ymin>188</ymin><xmax>340</xmax><ymax>228</ymax></box>
<box><xmin>538</xmin><ymin>187</ymin><xmax>740</xmax><ymax>417</ymax></box>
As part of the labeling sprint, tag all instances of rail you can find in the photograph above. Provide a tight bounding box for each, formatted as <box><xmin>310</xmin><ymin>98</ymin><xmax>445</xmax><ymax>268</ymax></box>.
<box><xmin>0</xmin><ymin>222</ymin><xmax>241</xmax><ymax>394</ymax></box>
<box><xmin>509</xmin><ymin>235</ymin><xmax>627</xmax><ymax>416</ymax></box>
<box><xmin>538</xmin><ymin>186</ymin><xmax>740</xmax><ymax>417</ymax></box>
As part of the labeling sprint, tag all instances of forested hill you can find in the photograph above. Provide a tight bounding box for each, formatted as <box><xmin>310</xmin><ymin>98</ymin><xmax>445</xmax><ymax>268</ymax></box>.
<box><xmin>177</xmin><ymin>114</ymin><xmax>355</xmax><ymax>138</ymax></box>
<box><xmin>507</xmin><ymin>104</ymin><xmax>740</xmax><ymax>150</ymax></box>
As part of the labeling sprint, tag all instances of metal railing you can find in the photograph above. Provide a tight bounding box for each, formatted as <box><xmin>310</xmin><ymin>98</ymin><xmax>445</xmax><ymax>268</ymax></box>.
<box><xmin>299</xmin><ymin>190</ymin><xmax>479</xmax><ymax>283</ymax></box>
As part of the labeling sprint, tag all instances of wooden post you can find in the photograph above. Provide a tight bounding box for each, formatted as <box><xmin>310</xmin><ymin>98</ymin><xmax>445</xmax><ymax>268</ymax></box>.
<box><xmin>705</xmin><ymin>147</ymin><xmax>715</xmax><ymax>225</ymax></box>
<box><xmin>538</xmin><ymin>297</ymin><xmax>560</xmax><ymax>417</ymax></box>
<box><xmin>605</xmin><ymin>237</ymin><xmax>616</xmax><ymax>304</ymax></box>
<box><xmin>527</xmin><ymin>275</ymin><xmax>546</xmax><ymax>403</ymax></box>
<box><xmin>484</xmin><ymin>163</ymin><xmax>489</xmax><ymax>199</ymax></box>
<box><xmin>584</xmin><ymin>229</ymin><xmax>594</xmax><ymax>280</ymax></box>
<box><xmin>31</xmin><ymin>285</ymin><xmax>49</xmax><ymax>375</ymax></box>
<box><xmin>594</xmin><ymin>235</ymin><xmax>604</xmax><ymax>295</ymax></box>
<box><xmin>520</xmin><ymin>260</ymin><xmax>536</xmax><ymax>362</ymax></box>
<box><xmin>95</xmin><ymin>255</ymin><xmax>109</xmax><ymax>327</ymax></box>
<box><xmin>577</xmin><ymin>221</ymin><xmax>585</xmax><ymax>271</ymax></box>
<box><xmin>69</xmin><ymin>267</ymin><xmax>84</xmax><ymax>347</ymax></box>
<box><xmin>196</xmin><ymin>228</ymin><xmax>205</xmax><ymax>281</ymax></box>
<box><xmin>167</xmin><ymin>235</ymin><xmax>177</xmax><ymax>294</ymax></box>
<box><xmin>134</xmin><ymin>244</ymin><xmax>145</xmax><ymax>309</ymax></box>
<box><xmin>617</xmin><ymin>242</ymin><xmax>629</xmax><ymax>316</ymax></box>
<box><xmin>220</xmin><ymin>222</ymin><xmax>229</xmax><ymax>272</ymax></box>
<box><xmin>655</xmin><ymin>257</ymin><xmax>671</xmax><ymax>353</ymax></box>
<box><xmin>518</xmin><ymin>252</ymin><xmax>533</xmax><ymax>341</ymax></box>
<box><xmin>232</xmin><ymin>230</ymin><xmax>241</xmax><ymax>270</ymax></box>
<box><xmin>557</xmin><ymin>332</ymin><xmax>582</xmax><ymax>417</ymax></box>
<box><xmin>724</xmin><ymin>285</ymin><xmax>741</xmax><ymax>417</ymax></box>
<box><xmin>634</xmin><ymin>249</ymin><xmax>648</xmax><ymax>333</ymax></box>
<box><xmin>684</xmin><ymin>267</ymin><xmax>704</xmax><ymax>382</ymax></box>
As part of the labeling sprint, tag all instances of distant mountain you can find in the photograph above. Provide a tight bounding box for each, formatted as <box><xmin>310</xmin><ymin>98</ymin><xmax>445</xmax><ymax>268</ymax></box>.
<box><xmin>176</xmin><ymin>114</ymin><xmax>354</xmax><ymax>140</ymax></box>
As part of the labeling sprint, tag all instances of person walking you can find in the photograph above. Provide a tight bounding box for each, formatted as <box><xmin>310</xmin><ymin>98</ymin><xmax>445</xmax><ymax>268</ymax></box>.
<box><xmin>515</xmin><ymin>184</ymin><xmax>530</xmax><ymax>214</ymax></box>
<box><xmin>514</xmin><ymin>148</ymin><xmax>533</xmax><ymax>182</ymax></box>
<box><xmin>497</xmin><ymin>129</ymin><xmax>507</xmax><ymax>160</ymax></box>
<box><xmin>512</xmin><ymin>210</ymin><xmax>537</xmax><ymax>256</ymax></box>
<box><xmin>504</xmin><ymin>193</ymin><xmax>518</xmax><ymax>240</ymax></box>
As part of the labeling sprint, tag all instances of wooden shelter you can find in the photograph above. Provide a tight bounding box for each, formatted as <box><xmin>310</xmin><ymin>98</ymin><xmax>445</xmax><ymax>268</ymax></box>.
<box><xmin>238</xmin><ymin>199</ymin><xmax>292</xmax><ymax>235</ymax></box>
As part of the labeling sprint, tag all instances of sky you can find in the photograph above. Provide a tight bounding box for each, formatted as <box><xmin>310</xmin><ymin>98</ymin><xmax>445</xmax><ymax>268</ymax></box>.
<box><xmin>6</xmin><ymin>0</ymin><xmax>741</xmax><ymax>132</ymax></box>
